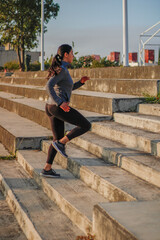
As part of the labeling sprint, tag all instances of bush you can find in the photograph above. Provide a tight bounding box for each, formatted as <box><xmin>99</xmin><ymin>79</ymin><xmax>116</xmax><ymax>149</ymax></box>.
<box><xmin>0</xmin><ymin>66</ymin><xmax>4</xmax><ymax>71</ymax></box>
<box><xmin>29</xmin><ymin>61</ymin><xmax>41</xmax><ymax>71</ymax></box>
<box><xmin>4</xmin><ymin>61</ymin><xmax>19</xmax><ymax>70</ymax></box>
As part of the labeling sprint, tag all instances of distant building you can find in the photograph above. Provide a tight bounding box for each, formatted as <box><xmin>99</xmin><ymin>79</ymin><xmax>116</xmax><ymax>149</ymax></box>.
<box><xmin>91</xmin><ymin>55</ymin><xmax>101</xmax><ymax>61</ymax></box>
<box><xmin>129</xmin><ymin>52</ymin><xmax>138</xmax><ymax>63</ymax></box>
<box><xmin>0</xmin><ymin>43</ymin><xmax>40</xmax><ymax>67</ymax></box>
<box><xmin>145</xmin><ymin>49</ymin><xmax>154</xmax><ymax>63</ymax></box>
<box><xmin>108</xmin><ymin>52</ymin><xmax>120</xmax><ymax>63</ymax></box>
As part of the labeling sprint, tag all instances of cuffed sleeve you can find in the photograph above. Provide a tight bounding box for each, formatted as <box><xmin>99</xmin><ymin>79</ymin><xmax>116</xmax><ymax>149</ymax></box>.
<box><xmin>72</xmin><ymin>80</ymin><xmax>84</xmax><ymax>90</ymax></box>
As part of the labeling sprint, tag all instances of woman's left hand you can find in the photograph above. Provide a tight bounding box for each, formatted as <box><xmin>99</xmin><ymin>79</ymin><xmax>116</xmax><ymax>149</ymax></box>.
<box><xmin>80</xmin><ymin>76</ymin><xmax>90</xmax><ymax>84</ymax></box>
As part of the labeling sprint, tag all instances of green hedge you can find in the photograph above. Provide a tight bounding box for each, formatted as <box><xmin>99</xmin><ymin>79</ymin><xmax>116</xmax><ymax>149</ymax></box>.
<box><xmin>4</xmin><ymin>61</ymin><xmax>19</xmax><ymax>70</ymax></box>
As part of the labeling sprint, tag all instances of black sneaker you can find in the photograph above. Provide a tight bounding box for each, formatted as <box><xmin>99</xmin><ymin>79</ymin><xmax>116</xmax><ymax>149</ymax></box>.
<box><xmin>52</xmin><ymin>140</ymin><xmax>68</xmax><ymax>158</ymax></box>
<box><xmin>40</xmin><ymin>169</ymin><xmax>61</xmax><ymax>178</ymax></box>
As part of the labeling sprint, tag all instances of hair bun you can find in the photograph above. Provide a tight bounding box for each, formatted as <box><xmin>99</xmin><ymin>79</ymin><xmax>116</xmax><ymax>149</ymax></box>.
<box><xmin>55</xmin><ymin>54</ymin><xmax>62</xmax><ymax>63</ymax></box>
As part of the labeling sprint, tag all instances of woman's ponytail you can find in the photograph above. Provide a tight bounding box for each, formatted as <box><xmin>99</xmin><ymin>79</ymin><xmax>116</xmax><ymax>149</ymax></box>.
<box><xmin>47</xmin><ymin>54</ymin><xmax>62</xmax><ymax>80</ymax></box>
<box><xmin>47</xmin><ymin>44</ymin><xmax>72</xmax><ymax>80</ymax></box>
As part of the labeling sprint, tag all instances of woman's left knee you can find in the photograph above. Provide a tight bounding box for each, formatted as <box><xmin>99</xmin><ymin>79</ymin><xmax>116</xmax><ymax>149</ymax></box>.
<box><xmin>85</xmin><ymin>121</ymin><xmax>91</xmax><ymax>132</ymax></box>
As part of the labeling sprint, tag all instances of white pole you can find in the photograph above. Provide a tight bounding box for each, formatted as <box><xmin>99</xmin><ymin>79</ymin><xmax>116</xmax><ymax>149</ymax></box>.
<box><xmin>122</xmin><ymin>0</ymin><xmax>129</xmax><ymax>66</ymax></box>
<box><xmin>41</xmin><ymin>0</ymin><xmax>44</xmax><ymax>71</ymax></box>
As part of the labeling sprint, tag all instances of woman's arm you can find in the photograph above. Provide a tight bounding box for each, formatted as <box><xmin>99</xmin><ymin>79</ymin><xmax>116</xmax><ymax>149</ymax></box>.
<box><xmin>72</xmin><ymin>76</ymin><xmax>90</xmax><ymax>91</ymax></box>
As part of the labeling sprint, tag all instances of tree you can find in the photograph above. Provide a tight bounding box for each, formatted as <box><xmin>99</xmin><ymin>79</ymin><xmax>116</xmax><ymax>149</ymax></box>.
<box><xmin>0</xmin><ymin>0</ymin><xmax>59</xmax><ymax>71</ymax></box>
<box><xmin>158</xmin><ymin>48</ymin><xmax>160</xmax><ymax>65</ymax></box>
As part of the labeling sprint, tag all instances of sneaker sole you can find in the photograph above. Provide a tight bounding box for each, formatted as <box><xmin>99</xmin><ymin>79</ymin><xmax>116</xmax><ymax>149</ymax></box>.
<box><xmin>52</xmin><ymin>142</ymin><xmax>68</xmax><ymax>158</ymax></box>
<box><xmin>40</xmin><ymin>173</ymin><xmax>61</xmax><ymax>178</ymax></box>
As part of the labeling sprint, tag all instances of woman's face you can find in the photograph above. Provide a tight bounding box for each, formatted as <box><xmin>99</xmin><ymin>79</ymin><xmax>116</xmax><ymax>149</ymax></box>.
<box><xmin>63</xmin><ymin>49</ymin><xmax>74</xmax><ymax>63</ymax></box>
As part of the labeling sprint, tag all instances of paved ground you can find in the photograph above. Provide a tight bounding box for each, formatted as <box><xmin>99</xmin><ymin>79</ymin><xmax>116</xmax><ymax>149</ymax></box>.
<box><xmin>0</xmin><ymin>190</ymin><xmax>27</xmax><ymax>240</ymax></box>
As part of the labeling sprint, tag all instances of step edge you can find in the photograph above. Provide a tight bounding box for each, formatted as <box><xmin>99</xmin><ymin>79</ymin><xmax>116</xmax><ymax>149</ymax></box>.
<box><xmin>0</xmin><ymin>173</ymin><xmax>42</xmax><ymax>240</ymax></box>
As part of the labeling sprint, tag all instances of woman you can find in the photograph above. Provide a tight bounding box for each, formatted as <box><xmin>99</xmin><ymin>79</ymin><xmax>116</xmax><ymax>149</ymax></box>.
<box><xmin>41</xmin><ymin>44</ymin><xmax>91</xmax><ymax>177</ymax></box>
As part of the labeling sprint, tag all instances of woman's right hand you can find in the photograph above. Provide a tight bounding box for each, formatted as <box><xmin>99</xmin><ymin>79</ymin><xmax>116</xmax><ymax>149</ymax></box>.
<box><xmin>59</xmin><ymin>102</ymin><xmax>70</xmax><ymax>112</ymax></box>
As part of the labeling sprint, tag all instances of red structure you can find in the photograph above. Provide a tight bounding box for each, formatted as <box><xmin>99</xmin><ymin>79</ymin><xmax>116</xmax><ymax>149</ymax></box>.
<box><xmin>108</xmin><ymin>52</ymin><xmax>120</xmax><ymax>62</ymax></box>
<box><xmin>91</xmin><ymin>55</ymin><xmax>101</xmax><ymax>61</ymax></box>
<box><xmin>129</xmin><ymin>52</ymin><xmax>137</xmax><ymax>63</ymax></box>
<box><xmin>145</xmin><ymin>49</ymin><xmax>154</xmax><ymax>63</ymax></box>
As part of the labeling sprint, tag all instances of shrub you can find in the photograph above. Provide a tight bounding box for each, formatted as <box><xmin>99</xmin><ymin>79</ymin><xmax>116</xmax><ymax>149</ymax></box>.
<box><xmin>143</xmin><ymin>93</ymin><xmax>160</xmax><ymax>104</ymax></box>
<box><xmin>0</xmin><ymin>66</ymin><xmax>4</xmax><ymax>71</ymax></box>
<box><xmin>4</xmin><ymin>61</ymin><xmax>19</xmax><ymax>70</ymax></box>
<box><xmin>29</xmin><ymin>61</ymin><xmax>41</xmax><ymax>71</ymax></box>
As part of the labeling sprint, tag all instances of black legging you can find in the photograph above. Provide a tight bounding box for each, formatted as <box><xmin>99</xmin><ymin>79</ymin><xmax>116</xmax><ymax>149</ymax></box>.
<box><xmin>45</xmin><ymin>103</ymin><xmax>91</xmax><ymax>164</ymax></box>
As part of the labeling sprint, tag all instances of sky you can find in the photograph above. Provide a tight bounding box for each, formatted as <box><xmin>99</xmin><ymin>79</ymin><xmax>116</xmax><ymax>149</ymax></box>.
<box><xmin>34</xmin><ymin>0</ymin><xmax>160</xmax><ymax>62</ymax></box>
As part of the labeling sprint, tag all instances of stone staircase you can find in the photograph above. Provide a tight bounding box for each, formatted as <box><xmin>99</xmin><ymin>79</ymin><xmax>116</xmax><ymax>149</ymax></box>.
<box><xmin>0</xmin><ymin>67</ymin><xmax>160</xmax><ymax>240</ymax></box>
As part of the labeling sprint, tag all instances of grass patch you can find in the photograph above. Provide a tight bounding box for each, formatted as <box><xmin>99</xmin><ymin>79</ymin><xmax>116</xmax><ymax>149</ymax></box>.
<box><xmin>0</xmin><ymin>155</ymin><xmax>16</xmax><ymax>160</ymax></box>
<box><xmin>143</xmin><ymin>93</ymin><xmax>160</xmax><ymax>104</ymax></box>
<box><xmin>76</xmin><ymin>234</ymin><xmax>95</xmax><ymax>240</ymax></box>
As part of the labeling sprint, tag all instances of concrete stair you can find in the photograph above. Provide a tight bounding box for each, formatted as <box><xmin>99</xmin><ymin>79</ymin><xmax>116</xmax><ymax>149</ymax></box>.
<box><xmin>1</xmin><ymin>75</ymin><xmax>159</xmax><ymax>96</ymax></box>
<box><xmin>70</xmin><ymin>132</ymin><xmax>160</xmax><ymax>188</ymax></box>
<box><xmin>0</xmin><ymin>82</ymin><xmax>144</xmax><ymax>115</ymax></box>
<box><xmin>91</xmin><ymin>121</ymin><xmax>160</xmax><ymax>157</ymax></box>
<box><xmin>139</xmin><ymin>103</ymin><xmax>160</xmax><ymax>117</ymax></box>
<box><xmin>0</xmin><ymin>107</ymin><xmax>52</xmax><ymax>154</ymax></box>
<box><xmin>0</xmin><ymin>92</ymin><xmax>111</xmax><ymax>130</ymax></box>
<box><xmin>0</xmin><ymin>160</ymin><xmax>83</xmax><ymax>240</ymax></box>
<box><xmin>0</xmin><ymin>190</ymin><xmax>27</xmax><ymax>240</ymax></box>
<box><xmin>0</xmin><ymin>70</ymin><xmax>160</xmax><ymax>240</ymax></box>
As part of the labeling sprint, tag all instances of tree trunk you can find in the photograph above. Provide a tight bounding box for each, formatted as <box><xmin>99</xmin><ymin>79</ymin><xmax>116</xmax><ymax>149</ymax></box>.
<box><xmin>16</xmin><ymin>47</ymin><xmax>22</xmax><ymax>70</ymax></box>
<box><xmin>21</xmin><ymin>36</ymin><xmax>25</xmax><ymax>71</ymax></box>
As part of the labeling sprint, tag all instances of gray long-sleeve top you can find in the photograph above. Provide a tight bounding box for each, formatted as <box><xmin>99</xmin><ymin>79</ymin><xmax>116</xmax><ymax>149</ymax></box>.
<box><xmin>46</xmin><ymin>61</ymin><xmax>84</xmax><ymax>106</ymax></box>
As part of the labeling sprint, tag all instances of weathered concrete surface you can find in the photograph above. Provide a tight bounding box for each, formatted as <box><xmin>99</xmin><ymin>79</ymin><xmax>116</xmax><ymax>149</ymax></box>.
<box><xmin>79</xmin><ymin>78</ymin><xmax>160</xmax><ymax>96</ymax></box>
<box><xmin>71</xmin><ymin>90</ymin><xmax>144</xmax><ymax>114</ymax></box>
<box><xmin>0</xmin><ymin>190</ymin><xmax>27</xmax><ymax>240</ymax></box>
<box><xmin>139</xmin><ymin>104</ymin><xmax>160</xmax><ymax>117</ymax></box>
<box><xmin>0</xmin><ymin>92</ymin><xmax>112</xmax><ymax>130</ymax></box>
<box><xmin>114</xmin><ymin>112</ymin><xmax>160</xmax><ymax>133</ymax></box>
<box><xmin>42</xmin><ymin>141</ymin><xmax>160</xmax><ymax>202</ymax></box>
<box><xmin>91</xmin><ymin>121</ymin><xmax>160</xmax><ymax>157</ymax></box>
<box><xmin>12</xmin><ymin>71</ymin><xmax>48</xmax><ymax>78</ymax></box>
<box><xmin>0</xmin><ymin>83</ymin><xmax>48</xmax><ymax>101</ymax></box>
<box><xmin>17</xmin><ymin>149</ymin><xmax>108</xmax><ymax>235</ymax></box>
<box><xmin>1</xmin><ymin>76</ymin><xmax>159</xmax><ymax>96</ymax></box>
<box><xmin>12</xmin><ymin>66</ymin><xmax>160</xmax><ymax>80</ymax></box>
<box><xmin>0</xmin><ymin>160</ymin><xmax>83</xmax><ymax>240</ymax></box>
<box><xmin>0</xmin><ymin>107</ymin><xmax>52</xmax><ymax>153</ymax></box>
<box><xmin>71</xmin><ymin>132</ymin><xmax>160</xmax><ymax>188</ymax></box>
<box><xmin>93</xmin><ymin>201</ymin><xmax>160</xmax><ymax>240</ymax></box>
<box><xmin>0</xmin><ymin>76</ymin><xmax>47</xmax><ymax>86</ymax></box>
<box><xmin>0</xmin><ymin>83</ymin><xmax>144</xmax><ymax>114</ymax></box>
<box><xmin>69</xmin><ymin>66</ymin><xmax>160</xmax><ymax>79</ymax></box>
<box><xmin>0</xmin><ymin>143</ymin><xmax>10</xmax><ymax>157</ymax></box>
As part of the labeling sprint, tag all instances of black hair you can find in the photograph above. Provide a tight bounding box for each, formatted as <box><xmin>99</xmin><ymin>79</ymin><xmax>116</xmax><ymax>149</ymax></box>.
<box><xmin>47</xmin><ymin>44</ymin><xmax>72</xmax><ymax>80</ymax></box>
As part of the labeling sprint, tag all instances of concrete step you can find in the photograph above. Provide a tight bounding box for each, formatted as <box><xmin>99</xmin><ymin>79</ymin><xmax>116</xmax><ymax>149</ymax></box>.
<box><xmin>93</xmin><ymin>201</ymin><xmax>160</xmax><ymax>240</ymax></box>
<box><xmin>70</xmin><ymin>132</ymin><xmax>160</xmax><ymax>188</ymax></box>
<box><xmin>0</xmin><ymin>143</ymin><xmax>11</xmax><ymax>159</ymax></box>
<box><xmin>69</xmin><ymin>65</ymin><xmax>160</xmax><ymax>79</ymax></box>
<box><xmin>16</xmin><ymin>149</ymin><xmax>108</xmax><ymax>235</ymax></box>
<box><xmin>42</xmin><ymin>141</ymin><xmax>160</xmax><ymax>202</ymax></box>
<box><xmin>114</xmin><ymin>112</ymin><xmax>160</xmax><ymax>133</ymax></box>
<box><xmin>12</xmin><ymin>71</ymin><xmax>47</xmax><ymax>78</ymax></box>
<box><xmin>0</xmin><ymin>92</ymin><xmax>111</xmax><ymax>131</ymax></box>
<box><xmin>0</xmin><ymin>107</ymin><xmax>52</xmax><ymax>154</ymax></box>
<box><xmin>0</xmin><ymin>83</ymin><xmax>144</xmax><ymax>115</ymax></box>
<box><xmin>79</xmin><ymin>78</ymin><xmax>160</xmax><ymax>96</ymax></box>
<box><xmin>12</xmin><ymin>66</ymin><xmax>160</xmax><ymax>80</ymax></box>
<box><xmin>0</xmin><ymin>160</ymin><xmax>83</xmax><ymax>239</ymax></box>
<box><xmin>91</xmin><ymin>121</ymin><xmax>160</xmax><ymax>157</ymax></box>
<box><xmin>1</xmin><ymin>76</ymin><xmax>159</xmax><ymax>96</ymax></box>
<box><xmin>0</xmin><ymin>190</ymin><xmax>27</xmax><ymax>240</ymax></box>
<box><xmin>139</xmin><ymin>103</ymin><xmax>160</xmax><ymax>117</ymax></box>
<box><xmin>0</xmin><ymin>76</ymin><xmax>47</xmax><ymax>86</ymax></box>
